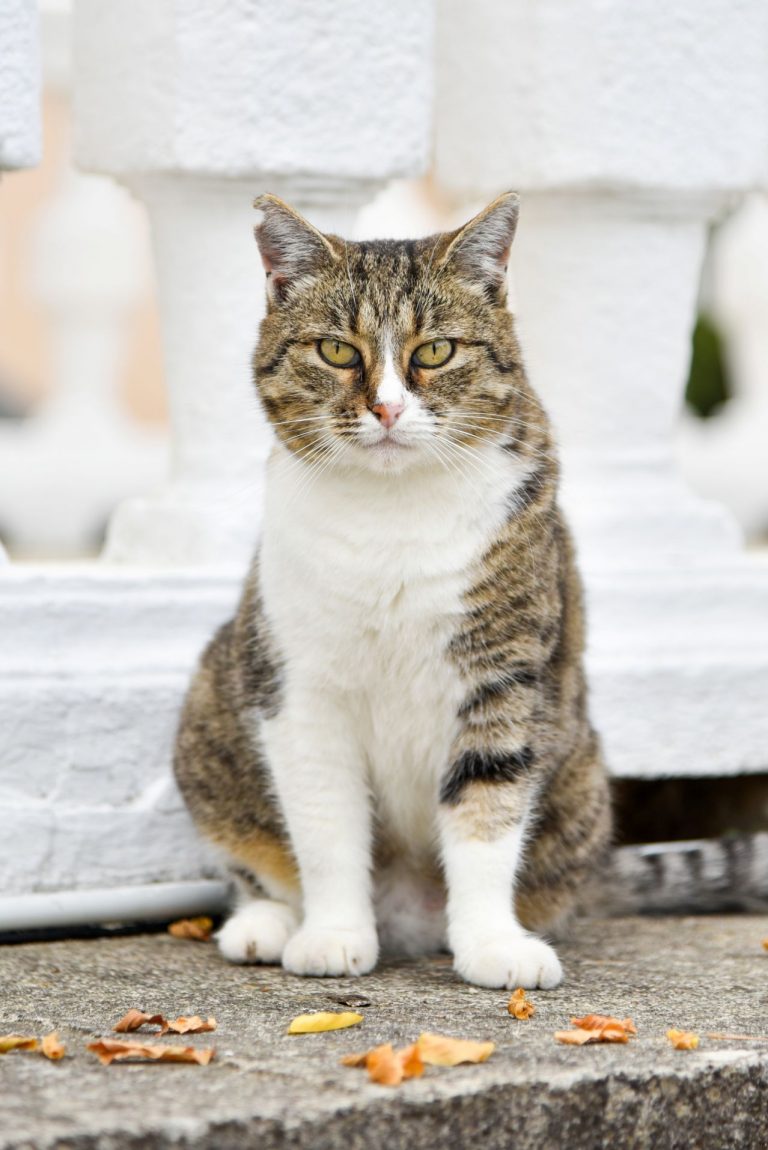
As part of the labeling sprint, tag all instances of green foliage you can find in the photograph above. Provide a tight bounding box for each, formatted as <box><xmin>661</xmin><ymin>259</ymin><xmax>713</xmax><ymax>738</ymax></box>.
<box><xmin>685</xmin><ymin>312</ymin><xmax>731</xmax><ymax>419</ymax></box>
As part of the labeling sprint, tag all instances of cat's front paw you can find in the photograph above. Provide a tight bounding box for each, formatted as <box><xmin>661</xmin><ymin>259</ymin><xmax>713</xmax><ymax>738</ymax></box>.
<box><xmin>282</xmin><ymin>924</ymin><xmax>379</xmax><ymax>978</ymax></box>
<box><xmin>216</xmin><ymin>899</ymin><xmax>299</xmax><ymax>964</ymax></box>
<box><xmin>453</xmin><ymin>933</ymin><xmax>563</xmax><ymax>990</ymax></box>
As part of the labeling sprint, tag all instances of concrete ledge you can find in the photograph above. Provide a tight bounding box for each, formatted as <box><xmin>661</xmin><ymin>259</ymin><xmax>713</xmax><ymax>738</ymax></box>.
<box><xmin>1</xmin><ymin>916</ymin><xmax>767</xmax><ymax>1149</ymax></box>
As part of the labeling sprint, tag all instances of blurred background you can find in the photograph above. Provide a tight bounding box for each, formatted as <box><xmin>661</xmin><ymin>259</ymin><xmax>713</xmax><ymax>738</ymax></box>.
<box><xmin>1</xmin><ymin>0</ymin><xmax>767</xmax><ymax>921</ymax></box>
<box><xmin>2</xmin><ymin>0</ymin><xmax>768</xmax><ymax>560</ymax></box>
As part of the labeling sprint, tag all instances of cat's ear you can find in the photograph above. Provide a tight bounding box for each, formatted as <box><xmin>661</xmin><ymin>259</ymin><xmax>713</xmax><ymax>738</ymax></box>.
<box><xmin>254</xmin><ymin>194</ymin><xmax>337</xmax><ymax>303</ymax></box>
<box><xmin>441</xmin><ymin>192</ymin><xmax>519</xmax><ymax>297</ymax></box>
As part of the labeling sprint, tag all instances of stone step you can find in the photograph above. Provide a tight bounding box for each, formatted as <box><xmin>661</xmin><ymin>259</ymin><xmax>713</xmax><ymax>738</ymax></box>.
<box><xmin>1</xmin><ymin>915</ymin><xmax>766</xmax><ymax>1149</ymax></box>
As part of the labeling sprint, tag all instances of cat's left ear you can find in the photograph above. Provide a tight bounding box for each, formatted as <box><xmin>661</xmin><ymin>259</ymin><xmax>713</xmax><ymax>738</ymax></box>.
<box><xmin>441</xmin><ymin>191</ymin><xmax>519</xmax><ymax>297</ymax></box>
<box><xmin>254</xmin><ymin>194</ymin><xmax>338</xmax><ymax>303</ymax></box>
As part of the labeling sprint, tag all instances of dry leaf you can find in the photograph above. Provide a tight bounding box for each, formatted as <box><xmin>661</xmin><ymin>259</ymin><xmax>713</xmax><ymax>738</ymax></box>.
<box><xmin>762</xmin><ymin>939</ymin><xmax>768</xmax><ymax>952</ymax></box>
<box><xmin>166</xmin><ymin>1016</ymin><xmax>217</xmax><ymax>1035</ymax></box>
<box><xmin>113</xmin><ymin>1010</ymin><xmax>168</xmax><ymax>1033</ymax></box>
<box><xmin>555</xmin><ymin>1014</ymin><xmax>637</xmax><ymax>1046</ymax></box>
<box><xmin>168</xmin><ymin>917</ymin><xmax>213</xmax><ymax>942</ymax></box>
<box><xmin>571</xmin><ymin>1014</ymin><xmax>637</xmax><ymax>1036</ymax></box>
<box><xmin>508</xmin><ymin>988</ymin><xmax>535</xmax><ymax>1020</ymax></box>
<box><xmin>87</xmin><ymin>1039</ymin><xmax>214</xmax><ymax>1066</ymax></box>
<box><xmin>0</xmin><ymin>1035</ymin><xmax>38</xmax><ymax>1054</ymax></box>
<box><xmin>416</xmin><ymin>1032</ymin><xmax>495</xmax><ymax>1066</ymax></box>
<box><xmin>341</xmin><ymin>1042</ymin><xmax>424</xmax><ymax>1086</ymax></box>
<box><xmin>667</xmin><ymin>1029</ymin><xmax>700</xmax><ymax>1050</ymax></box>
<box><xmin>41</xmin><ymin>1032</ymin><xmax>66</xmax><ymax>1060</ymax></box>
<box><xmin>287</xmin><ymin>1011</ymin><xmax>363</xmax><ymax>1035</ymax></box>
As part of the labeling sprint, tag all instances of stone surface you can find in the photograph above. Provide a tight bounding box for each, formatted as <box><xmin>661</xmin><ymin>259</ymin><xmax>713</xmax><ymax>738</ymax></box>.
<box><xmin>1</xmin><ymin>916</ymin><xmax>767</xmax><ymax>1149</ymax></box>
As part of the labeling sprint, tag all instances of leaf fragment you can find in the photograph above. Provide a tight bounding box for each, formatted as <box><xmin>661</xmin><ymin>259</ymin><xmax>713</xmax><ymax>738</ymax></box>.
<box><xmin>167</xmin><ymin>917</ymin><xmax>214</xmax><ymax>942</ymax></box>
<box><xmin>508</xmin><ymin>988</ymin><xmax>535</xmax><ymax>1020</ymax></box>
<box><xmin>761</xmin><ymin>938</ymin><xmax>768</xmax><ymax>952</ymax></box>
<box><xmin>0</xmin><ymin>1035</ymin><xmax>38</xmax><ymax>1054</ymax></box>
<box><xmin>87</xmin><ymin>1039</ymin><xmax>215</xmax><ymax>1066</ymax></box>
<box><xmin>667</xmin><ymin>1029</ymin><xmax>700</xmax><ymax>1050</ymax></box>
<box><xmin>166</xmin><ymin>1016</ymin><xmax>217</xmax><ymax>1035</ymax></box>
<box><xmin>287</xmin><ymin>1011</ymin><xmax>363</xmax><ymax>1035</ymax></box>
<box><xmin>41</xmin><ymin>1032</ymin><xmax>66</xmax><ymax>1060</ymax></box>
<box><xmin>416</xmin><ymin>1032</ymin><xmax>495</xmax><ymax>1066</ymax></box>
<box><xmin>114</xmin><ymin>1010</ymin><xmax>168</xmax><ymax>1033</ymax></box>
<box><xmin>555</xmin><ymin>1014</ymin><xmax>637</xmax><ymax>1046</ymax></box>
<box><xmin>341</xmin><ymin>1042</ymin><xmax>424</xmax><ymax>1086</ymax></box>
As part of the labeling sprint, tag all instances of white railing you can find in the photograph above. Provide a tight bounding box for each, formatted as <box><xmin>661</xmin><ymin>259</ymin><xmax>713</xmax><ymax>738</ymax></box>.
<box><xmin>1</xmin><ymin>0</ymin><xmax>768</xmax><ymax>923</ymax></box>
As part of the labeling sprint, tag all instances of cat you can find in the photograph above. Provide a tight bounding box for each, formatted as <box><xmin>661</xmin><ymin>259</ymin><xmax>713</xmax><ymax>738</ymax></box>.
<box><xmin>173</xmin><ymin>191</ymin><xmax>612</xmax><ymax>990</ymax></box>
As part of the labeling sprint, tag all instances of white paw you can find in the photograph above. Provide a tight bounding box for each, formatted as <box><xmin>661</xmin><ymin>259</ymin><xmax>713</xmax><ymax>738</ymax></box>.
<box><xmin>281</xmin><ymin>924</ymin><xmax>379</xmax><ymax>978</ymax></box>
<box><xmin>453</xmin><ymin>933</ymin><xmax>563</xmax><ymax>990</ymax></box>
<box><xmin>216</xmin><ymin>900</ymin><xmax>299</xmax><ymax>964</ymax></box>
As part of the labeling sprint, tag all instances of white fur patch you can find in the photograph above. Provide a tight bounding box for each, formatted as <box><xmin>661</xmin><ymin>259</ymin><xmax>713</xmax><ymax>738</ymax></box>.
<box><xmin>258</xmin><ymin>439</ymin><xmax>531</xmax><ymax>954</ymax></box>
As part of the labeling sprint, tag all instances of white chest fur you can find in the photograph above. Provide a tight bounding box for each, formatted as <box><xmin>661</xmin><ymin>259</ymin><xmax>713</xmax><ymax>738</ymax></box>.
<box><xmin>259</xmin><ymin>444</ymin><xmax>527</xmax><ymax>853</ymax></box>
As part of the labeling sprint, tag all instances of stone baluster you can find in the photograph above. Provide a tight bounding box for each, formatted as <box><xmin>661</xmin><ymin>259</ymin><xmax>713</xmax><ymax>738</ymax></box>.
<box><xmin>0</xmin><ymin>0</ymin><xmax>41</xmax><ymax>562</ymax></box>
<box><xmin>434</xmin><ymin>0</ymin><xmax>768</xmax><ymax>778</ymax></box>
<box><xmin>72</xmin><ymin>0</ymin><xmax>435</xmax><ymax>568</ymax></box>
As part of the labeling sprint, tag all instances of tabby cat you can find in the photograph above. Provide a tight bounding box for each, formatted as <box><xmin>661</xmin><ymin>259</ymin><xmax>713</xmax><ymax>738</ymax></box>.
<box><xmin>173</xmin><ymin>192</ymin><xmax>611</xmax><ymax>989</ymax></box>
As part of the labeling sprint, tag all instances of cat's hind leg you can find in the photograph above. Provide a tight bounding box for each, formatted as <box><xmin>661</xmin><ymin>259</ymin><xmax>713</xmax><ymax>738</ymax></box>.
<box><xmin>214</xmin><ymin>837</ymin><xmax>303</xmax><ymax>965</ymax></box>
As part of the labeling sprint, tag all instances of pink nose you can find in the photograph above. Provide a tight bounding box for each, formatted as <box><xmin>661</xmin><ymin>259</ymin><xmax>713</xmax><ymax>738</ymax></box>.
<box><xmin>371</xmin><ymin>401</ymin><xmax>404</xmax><ymax>429</ymax></box>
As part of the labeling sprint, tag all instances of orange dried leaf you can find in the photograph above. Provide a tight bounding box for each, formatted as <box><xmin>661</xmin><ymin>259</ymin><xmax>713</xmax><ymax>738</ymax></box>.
<box><xmin>555</xmin><ymin>1028</ymin><xmax>607</xmax><ymax>1046</ymax></box>
<box><xmin>0</xmin><ymin>1035</ymin><xmax>38</xmax><ymax>1054</ymax></box>
<box><xmin>399</xmin><ymin>1042</ymin><xmax>425</xmax><ymax>1079</ymax></box>
<box><xmin>287</xmin><ymin>1011</ymin><xmax>363</xmax><ymax>1034</ymax></box>
<box><xmin>762</xmin><ymin>938</ymin><xmax>768</xmax><ymax>952</ymax></box>
<box><xmin>165</xmin><ymin>1015</ymin><xmax>217</xmax><ymax>1035</ymax></box>
<box><xmin>366</xmin><ymin>1044</ymin><xmax>404</xmax><ymax>1086</ymax></box>
<box><xmin>667</xmin><ymin>1029</ymin><xmax>699</xmax><ymax>1050</ymax></box>
<box><xmin>41</xmin><ymin>1032</ymin><xmax>66</xmax><ymax>1060</ymax></box>
<box><xmin>571</xmin><ymin>1014</ymin><xmax>637</xmax><ymax>1036</ymax></box>
<box><xmin>340</xmin><ymin>1051</ymin><xmax>369</xmax><ymax>1068</ymax></box>
<box><xmin>113</xmin><ymin>1010</ymin><xmax>168</xmax><ymax>1033</ymax></box>
<box><xmin>416</xmin><ymin>1032</ymin><xmax>495</xmax><ymax>1066</ymax></box>
<box><xmin>508</xmin><ymin>988</ymin><xmax>536</xmax><ymax>1020</ymax></box>
<box><xmin>167</xmin><ymin>917</ymin><xmax>214</xmax><ymax>942</ymax></box>
<box><xmin>87</xmin><ymin>1039</ymin><xmax>214</xmax><ymax>1066</ymax></box>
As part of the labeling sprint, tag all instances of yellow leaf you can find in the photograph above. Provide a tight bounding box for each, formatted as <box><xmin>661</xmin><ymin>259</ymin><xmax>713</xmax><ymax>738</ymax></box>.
<box><xmin>667</xmin><ymin>1029</ymin><xmax>699</xmax><ymax>1050</ymax></box>
<box><xmin>416</xmin><ymin>1032</ymin><xmax>495</xmax><ymax>1066</ymax></box>
<box><xmin>287</xmin><ymin>1011</ymin><xmax>363</xmax><ymax>1034</ymax></box>
<box><xmin>0</xmin><ymin>1035</ymin><xmax>39</xmax><ymax>1054</ymax></box>
<box><xmin>41</xmin><ymin>1032</ymin><xmax>66</xmax><ymax>1060</ymax></box>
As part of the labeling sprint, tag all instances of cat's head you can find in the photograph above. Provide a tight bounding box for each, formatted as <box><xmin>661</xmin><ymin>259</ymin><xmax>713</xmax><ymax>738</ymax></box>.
<box><xmin>253</xmin><ymin>192</ymin><xmax>527</xmax><ymax>476</ymax></box>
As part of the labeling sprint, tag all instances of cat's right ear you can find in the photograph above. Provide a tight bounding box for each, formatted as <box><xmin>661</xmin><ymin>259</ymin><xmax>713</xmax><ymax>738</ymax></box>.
<box><xmin>254</xmin><ymin>195</ymin><xmax>337</xmax><ymax>304</ymax></box>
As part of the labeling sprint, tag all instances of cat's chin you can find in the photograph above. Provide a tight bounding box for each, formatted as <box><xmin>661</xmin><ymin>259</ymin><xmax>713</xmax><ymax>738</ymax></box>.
<box><xmin>347</xmin><ymin>437</ymin><xmax>431</xmax><ymax>476</ymax></box>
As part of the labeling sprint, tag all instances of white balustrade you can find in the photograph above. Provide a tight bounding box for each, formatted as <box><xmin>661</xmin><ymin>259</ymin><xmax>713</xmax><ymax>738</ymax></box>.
<box><xmin>434</xmin><ymin>0</ymin><xmax>768</xmax><ymax>779</ymax></box>
<box><xmin>0</xmin><ymin>0</ymin><xmax>41</xmax><ymax>565</ymax></box>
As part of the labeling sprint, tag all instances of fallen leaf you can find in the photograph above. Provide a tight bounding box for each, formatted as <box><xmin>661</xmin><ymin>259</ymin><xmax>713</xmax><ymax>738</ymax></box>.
<box><xmin>87</xmin><ymin>1040</ymin><xmax>214</xmax><ymax>1066</ymax></box>
<box><xmin>508</xmin><ymin>988</ymin><xmax>535</xmax><ymax>1019</ymax></box>
<box><xmin>168</xmin><ymin>917</ymin><xmax>214</xmax><ymax>942</ymax></box>
<box><xmin>166</xmin><ymin>1016</ymin><xmax>217</xmax><ymax>1035</ymax></box>
<box><xmin>287</xmin><ymin>1011</ymin><xmax>363</xmax><ymax>1035</ymax></box>
<box><xmin>327</xmin><ymin>993</ymin><xmax>372</xmax><ymax>1009</ymax></box>
<box><xmin>341</xmin><ymin>1042</ymin><xmax>424</xmax><ymax>1086</ymax></box>
<box><xmin>41</xmin><ymin>1032</ymin><xmax>66</xmax><ymax>1060</ymax></box>
<box><xmin>571</xmin><ymin>1014</ymin><xmax>637</xmax><ymax>1036</ymax></box>
<box><xmin>667</xmin><ymin>1029</ymin><xmax>699</xmax><ymax>1050</ymax></box>
<box><xmin>416</xmin><ymin>1032</ymin><xmax>495</xmax><ymax>1066</ymax></box>
<box><xmin>555</xmin><ymin>1014</ymin><xmax>637</xmax><ymax>1046</ymax></box>
<box><xmin>0</xmin><ymin>1035</ymin><xmax>38</xmax><ymax>1054</ymax></box>
<box><xmin>762</xmin><ymin>939</ymin><xmax>768</xmax><ymax>952</ymax></box>
<box><xmin>113</xmin><ymin>1010</ymin><xmax>168</xmax><ymax>1033</ymax></box>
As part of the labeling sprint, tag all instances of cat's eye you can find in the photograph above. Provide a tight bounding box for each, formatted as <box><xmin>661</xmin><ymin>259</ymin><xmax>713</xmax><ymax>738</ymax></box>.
<box><xmin>318</xmin><ymin>338</ymin><xmax>361</xmax><ymax>368</ymax></box>
<box><xmin>411</xmin><ymin>339</ymin><xmax>455</xmax><ymax>369</ymax></box>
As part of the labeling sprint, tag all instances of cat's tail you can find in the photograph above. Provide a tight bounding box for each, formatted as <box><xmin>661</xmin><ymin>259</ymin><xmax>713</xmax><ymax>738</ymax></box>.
<box><xmin>592</xmin><ymin>834</ymin><xmax>768</xmax><ymax>915</ymax></box>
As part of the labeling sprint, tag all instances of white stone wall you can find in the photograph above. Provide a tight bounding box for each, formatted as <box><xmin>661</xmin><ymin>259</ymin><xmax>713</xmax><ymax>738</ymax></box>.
<box><xmin>1</xmin><ymin>0</ymin><xmax>768</xmax><ymax>918</ymax></box>
<box><xmin>0</xmin><ymin>0</ymin><xmax>41</xmax><ymax>169</ymax></box>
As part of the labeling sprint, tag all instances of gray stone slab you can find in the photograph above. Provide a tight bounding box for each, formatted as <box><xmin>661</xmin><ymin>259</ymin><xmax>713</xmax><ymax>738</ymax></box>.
<box><xmin>1</xmin><ymin>916</ymin><xmax>767</xmax><ymax>1149</ymax></box>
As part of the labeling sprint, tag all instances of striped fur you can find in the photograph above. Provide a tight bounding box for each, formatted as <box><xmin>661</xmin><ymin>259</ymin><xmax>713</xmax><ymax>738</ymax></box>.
<box><xmin>174</xmin><ymin>194</ymin><xmax>611</xmax><ymax>987</ymax></box>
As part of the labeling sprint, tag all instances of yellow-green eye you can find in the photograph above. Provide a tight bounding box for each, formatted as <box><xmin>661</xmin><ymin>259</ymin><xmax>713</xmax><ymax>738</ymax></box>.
<box><xmin>318</xmin><ymin>338</ymin><xmax>361</xmax><ymax>367</ymax></box>
<box><xmin>411</xmin><ymin>338</ymin><xmax>454</xmax><ymax>369</ymax></box>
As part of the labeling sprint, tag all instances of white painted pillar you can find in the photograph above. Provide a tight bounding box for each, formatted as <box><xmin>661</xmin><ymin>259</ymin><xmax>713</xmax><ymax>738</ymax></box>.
<box><xmin>73</xmin><ymin>0</ymin><xmax>435</xmax><ymax>567</ymax></box>
<box><xmin>434</xmin><ymin>0</ymin><xmax>768</xmax><ymax>778</ymax></box>
<box><xmin>0</xmin><ymin>0</ymin><xmax>41</xmax><ymax>563</ymax></box>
